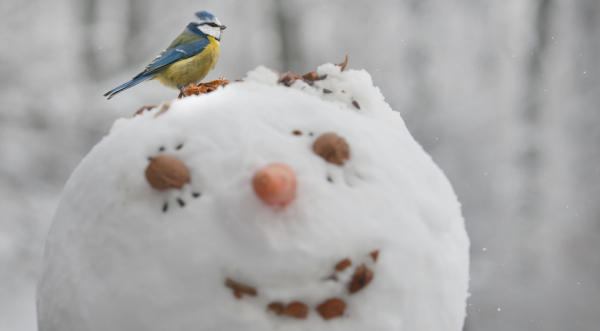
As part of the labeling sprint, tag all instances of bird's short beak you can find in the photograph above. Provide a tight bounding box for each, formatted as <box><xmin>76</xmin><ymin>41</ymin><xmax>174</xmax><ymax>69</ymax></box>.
<box><xmin>220</xmin><ymin>25</ymin><xmax>227</xmax><ymax>30</ymax></box>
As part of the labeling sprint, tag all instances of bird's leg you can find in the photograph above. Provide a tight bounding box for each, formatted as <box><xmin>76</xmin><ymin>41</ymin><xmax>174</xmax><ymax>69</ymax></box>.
<box><xmin>177</xmin><ymin>84</ymin><xmax>193</xmax><ymax>98</ymax></box>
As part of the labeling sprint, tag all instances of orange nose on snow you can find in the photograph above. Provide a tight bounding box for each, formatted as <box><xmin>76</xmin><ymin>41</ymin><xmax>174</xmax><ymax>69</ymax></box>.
<box><xmin>252</xmin><ymin>163</ymin><xmax>297</xmax><ymax>207</ymax></box>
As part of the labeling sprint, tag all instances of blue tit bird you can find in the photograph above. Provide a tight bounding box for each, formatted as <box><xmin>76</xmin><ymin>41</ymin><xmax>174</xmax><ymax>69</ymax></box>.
<box><xmin>104</xmin><ymin>11</ymin><xmax>226</xmax><ymax>99</ymax></box>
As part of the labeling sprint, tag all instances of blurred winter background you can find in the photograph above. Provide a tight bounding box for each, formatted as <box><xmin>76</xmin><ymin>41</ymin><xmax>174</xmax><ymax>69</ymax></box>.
<box><xmin>1</xmin><ymin>0</ymin><xmax>599</xmax><ymax>330</ymax></box>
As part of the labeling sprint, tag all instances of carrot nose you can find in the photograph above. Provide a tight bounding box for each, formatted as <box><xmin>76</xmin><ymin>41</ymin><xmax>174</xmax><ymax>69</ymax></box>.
<box><xmin>252</xmin><ymin>163</ymin><xmax>296</xmax><ymax>207</ymax></box>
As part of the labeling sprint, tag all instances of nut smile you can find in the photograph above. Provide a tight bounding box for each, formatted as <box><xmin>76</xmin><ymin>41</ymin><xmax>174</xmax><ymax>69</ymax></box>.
<box><xmin>225</xmin><ymin>250</ymin><xmax>379</xmax><ymax>320</ymax></box>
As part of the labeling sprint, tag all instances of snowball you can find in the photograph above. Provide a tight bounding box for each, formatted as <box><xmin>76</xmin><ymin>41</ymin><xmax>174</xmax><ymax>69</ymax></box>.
<box><xmin>37</xmin><ymin>65</ymin><xmax>469</xmax><ymax>331</ymax></box>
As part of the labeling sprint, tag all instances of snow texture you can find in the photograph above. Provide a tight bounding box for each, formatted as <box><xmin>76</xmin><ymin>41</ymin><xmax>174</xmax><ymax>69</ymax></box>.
<box><xmin>37</xmin><ymin>64</ymin><xmax>469</xmax><ymax>331</ymax></box>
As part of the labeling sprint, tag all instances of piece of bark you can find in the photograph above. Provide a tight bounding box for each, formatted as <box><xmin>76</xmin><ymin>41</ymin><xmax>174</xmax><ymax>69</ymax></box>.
<box><xmin>336</xmin><ymin>54</ymin><xmax>349</xmax><ymax>71</ymax></box>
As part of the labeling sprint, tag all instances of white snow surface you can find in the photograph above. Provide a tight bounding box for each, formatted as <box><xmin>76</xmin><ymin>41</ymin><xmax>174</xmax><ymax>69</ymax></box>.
<box><xmin>37</xmin><ymin>64</ymin><xmax>469</xmax><ymax>331</ymax></box>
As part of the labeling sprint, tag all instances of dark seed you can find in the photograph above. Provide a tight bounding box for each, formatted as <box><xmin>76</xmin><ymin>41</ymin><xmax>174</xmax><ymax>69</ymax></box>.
<box><xmin>323</xmin><ymin>274</ymin><xmax>339</xmax><ymax>281</ymax></box>
<box><xmin>292</xmin><ymin>130</ymin><xmax>302</xmax><ymax>136</ymax></box>
<box><xmin>159</xmin><ymin>146</ymin><xmax>165</xmax><ymax>152</ymax></box>
<box><xmin>309</xmin><ymin>132</ymin><xmax>314</xmax><ymax>136</ymax></box>
<box><xmin>176</xmin><ymin>144</ymin><xmax>183</xmax><ymax>150</ymax></box>
<box><xmin>162</xmin><ymin>202</ymin><xmax>168</xmax><ymax>212</ymax></box>
<box><xmin>192</xmin><ymin>192</ymin><xmax>201</xmax><ymax>198</ymax></box>
<box><xmin>177</xmin><ymin>198</ymin><xmax>185</xmax><ymax>207</ymax></box>
<box><xmin>323</xmin><ymin>89</ymin><xmax>332</xmax><ymax>94</ymax></box>
<box><xmin>352</xmin><ymin>100</ymin><xmax>360</xmax><ymax>109</ymax></box>
<box><xmin>327</xmin><ymin>176</ymin><xmax>333</xmax><ymax>183</ymax></box>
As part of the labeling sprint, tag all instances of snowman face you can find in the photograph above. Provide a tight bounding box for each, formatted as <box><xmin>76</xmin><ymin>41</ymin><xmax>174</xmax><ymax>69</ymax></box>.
<box><xmin>141</xmin><ymin>109</ymin><xmax>382</xmax><ymax>321</ymax></box>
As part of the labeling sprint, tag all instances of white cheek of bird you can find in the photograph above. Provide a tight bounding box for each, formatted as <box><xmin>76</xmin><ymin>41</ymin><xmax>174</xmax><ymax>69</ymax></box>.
<box><xmin>37</xmin><ymin>63</ymin><xmax>470</xmax><ymax>331</ymax></box>
<box><xmin>199</xmin><ymin>24</ymin><xmax>222</xmax><ymax>39</ymax></box>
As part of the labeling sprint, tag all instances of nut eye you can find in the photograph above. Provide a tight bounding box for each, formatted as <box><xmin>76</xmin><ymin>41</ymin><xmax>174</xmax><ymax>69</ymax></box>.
<box><xmin>145</xmin><ymin>155</ymin><xmax>190</xmax><ymax>190</ymax></box>
<box><xmin>312</xmin><ymin>132</ymin><xmax>350</xmax><ymax>165</ymax></box>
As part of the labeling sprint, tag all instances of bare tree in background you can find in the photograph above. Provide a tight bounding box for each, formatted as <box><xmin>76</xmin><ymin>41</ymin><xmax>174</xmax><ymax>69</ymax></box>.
<box><xmin>82</xmin><ymin>0</ymin><xmax>99</xmax><ymax>79</ymax></box>
<box><xmin>520</xmin><ymin>0</ymin><xmax>552</xmax><ymax>225</ymax></box>
<box><xmin>514</xmin><ymin>0</ymin><xmax>553</xmax><ymax>283</ymax></box>
<box><xmin>273</xmin><ymin>0</ymin><xmax>300</xmax><ymax>73</ymax></box>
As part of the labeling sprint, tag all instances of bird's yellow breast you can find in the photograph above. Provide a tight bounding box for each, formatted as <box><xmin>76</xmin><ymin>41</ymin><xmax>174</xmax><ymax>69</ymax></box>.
<box><xmin>155</xmin><ymin>36</ymin><xmax>220</xmax><ymax>89</ymax></box>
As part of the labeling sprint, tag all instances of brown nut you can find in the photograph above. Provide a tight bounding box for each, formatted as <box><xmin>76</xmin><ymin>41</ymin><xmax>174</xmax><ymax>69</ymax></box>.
<box><xmin>145</xmin><ymin>155</ymin><xmax>190</xmax><ymax>190</ymax></box>
<box><xmin>335</xmin><ymin>258</ymin><xmax>352</xmax><ymax>272</ymax></box>
<box><xmin>268</xmin><ymin>302</ymin><xmax>285</xmax><ymax>315</ymax></box>
<box><xmin>225</xmin><ymin>278</ymin><xmax>257</xmax><ymax>298</ymax></box>
<box><xmin>348</xmin><ymin>264</ymin><xmax>373</xmax><ymax>293</ymax></box>
<box><xmin>312</xmin><ymin>133</ymin><xmax>350</xmax><ymax>165</ymax></box>
<box><xmin>284</xmin><ymin>302</ymin><xmax>309</xmax><ymax>319</ymax></box>
<box><xmin>370</xmin><ymin>250</ymin><xmax>380</xmax><ymax>262</ymax></box>
<box><xmin>316</xmin><ymin>298</ymin><xmax>346</xmax><ymax>320</ymax></box>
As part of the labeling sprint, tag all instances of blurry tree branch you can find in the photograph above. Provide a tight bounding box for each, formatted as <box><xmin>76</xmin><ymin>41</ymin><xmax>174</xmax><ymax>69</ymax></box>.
<box><xmin>82</xmin><ymin>0</ymin><xmax>100</xmax><ymax>80</ymax></box>
<box><xmin>519</xmin><ymin>0</ymin><xmax>553</xmax><ymax>223</ymax></box>
<box><xmin>273</xmin><ymin>0</ymin><xmax>300</xmax><ymax>73</ymax></box>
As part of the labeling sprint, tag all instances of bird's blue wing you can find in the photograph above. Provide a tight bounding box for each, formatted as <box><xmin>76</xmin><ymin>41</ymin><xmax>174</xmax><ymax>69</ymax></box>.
<box><xmin>104</xmin><ymin>34</ymin><xmax>210</xmax><ymax>99</ymax></box>
<box><xmin>133</xmin><ymin>36</ymin><xmax>211</xmax><ymax>79</ymax></box>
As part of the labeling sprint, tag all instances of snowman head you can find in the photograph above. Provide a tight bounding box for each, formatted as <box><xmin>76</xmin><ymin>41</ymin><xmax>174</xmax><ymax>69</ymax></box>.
<box><xmin>37</xmin><ymin>65</ymin><xmax>469</xmax><ymax>331</ymax></box>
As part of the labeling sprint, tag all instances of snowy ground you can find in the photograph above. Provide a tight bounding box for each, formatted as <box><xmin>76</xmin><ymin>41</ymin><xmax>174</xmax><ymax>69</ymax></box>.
<box><xmin>1</xmin><ymin>1</ymin><xmax>600</xmax><ymax>330</ymax></box>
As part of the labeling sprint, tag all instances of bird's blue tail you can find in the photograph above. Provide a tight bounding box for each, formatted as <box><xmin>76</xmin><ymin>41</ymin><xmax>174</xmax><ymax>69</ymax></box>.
<box><xmin>104</xmin><ymin>74</ymin><xmax>154</xmax><ymax>99</ymax></box>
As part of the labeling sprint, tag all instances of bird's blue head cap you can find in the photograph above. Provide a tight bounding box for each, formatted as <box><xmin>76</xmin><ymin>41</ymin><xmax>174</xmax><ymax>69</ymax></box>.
<box><xmin>192</xmin><ymin>11</ymin><xmax>226</xmax><ymax>41</ymax></box>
